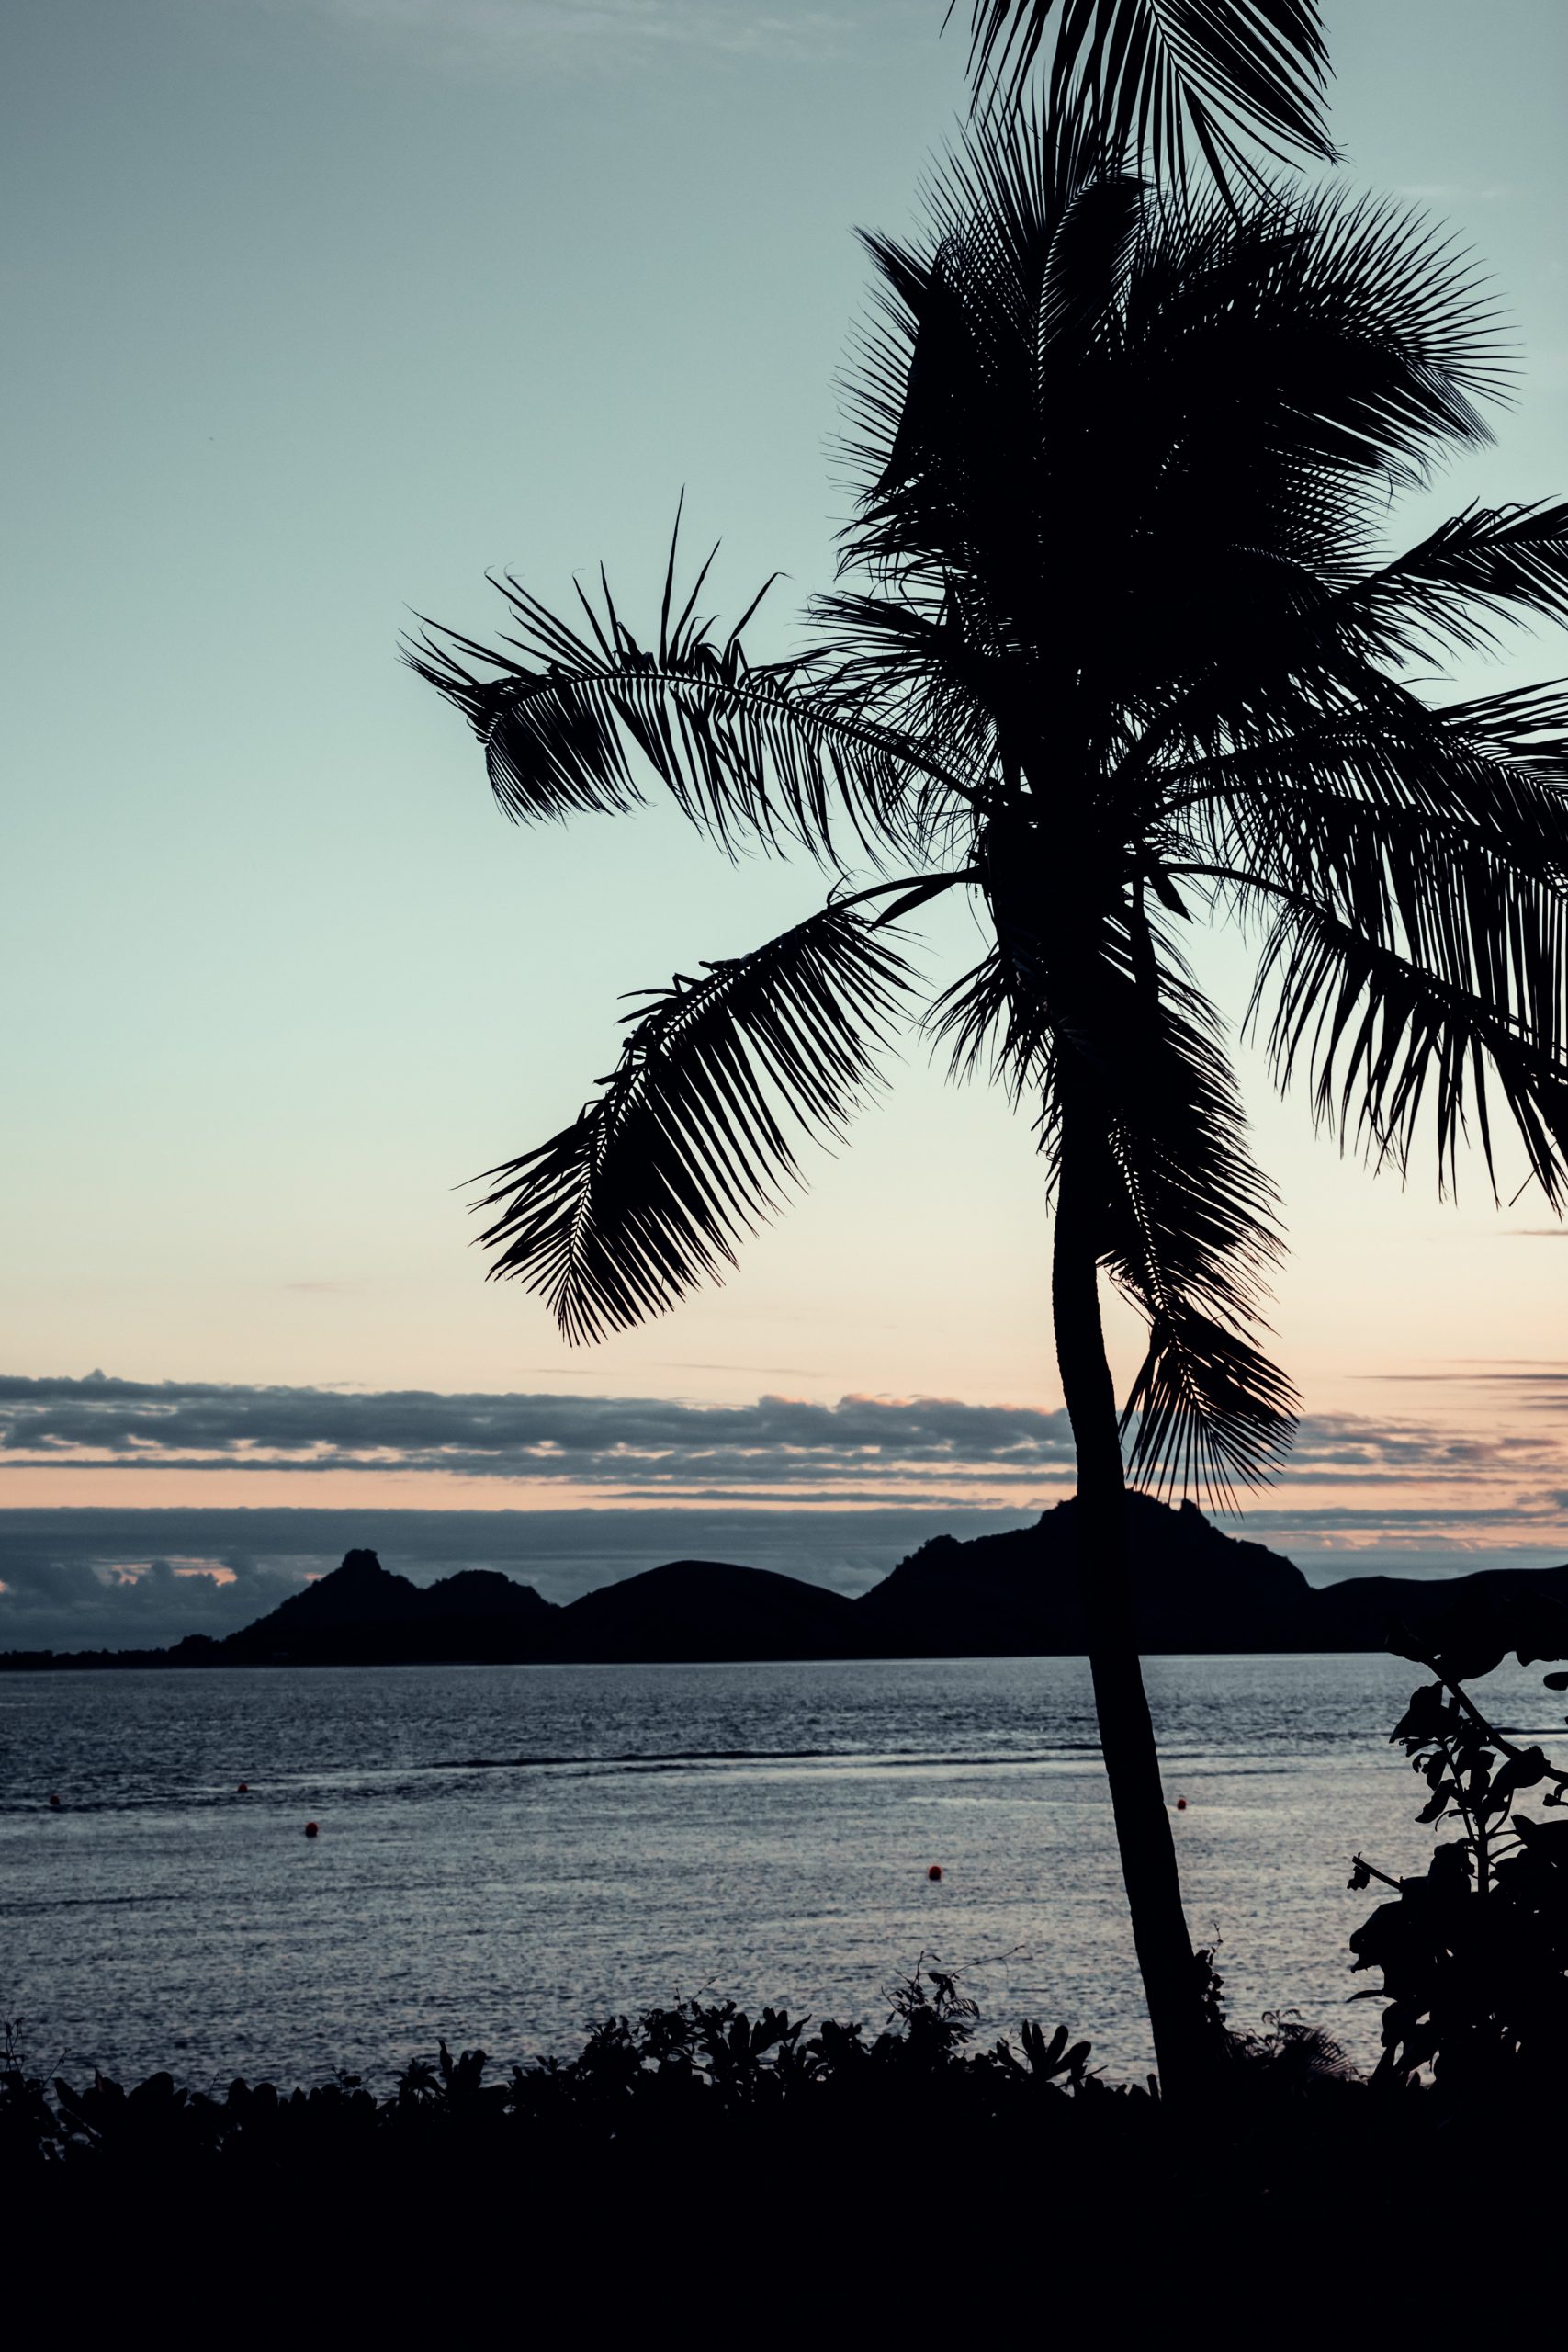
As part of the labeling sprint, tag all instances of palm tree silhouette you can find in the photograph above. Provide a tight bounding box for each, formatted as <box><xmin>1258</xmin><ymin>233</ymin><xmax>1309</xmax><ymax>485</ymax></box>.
<box><xmin>409</xmin><ymin>115</ymin><xmax>1568</xmax><ymax>2091</ymax></box>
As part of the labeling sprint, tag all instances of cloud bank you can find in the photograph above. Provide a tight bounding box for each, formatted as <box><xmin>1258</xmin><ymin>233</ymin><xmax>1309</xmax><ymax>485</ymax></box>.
<box><xmin>0</xmin><ymin>1373</ymin><xmax>1080</xmax><ymax>1498</ymax></box>
<box><xmin>4</xmin><ymin>1371</ymin><xmax>1564</xmax><ymax>1499</ymax></box>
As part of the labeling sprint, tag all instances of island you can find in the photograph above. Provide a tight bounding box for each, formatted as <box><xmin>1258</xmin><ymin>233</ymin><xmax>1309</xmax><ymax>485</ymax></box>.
<box><xmin>5</xmin><ymin>1492</ymin><xmax>1566</xmax><ymax>1667</ymax></box>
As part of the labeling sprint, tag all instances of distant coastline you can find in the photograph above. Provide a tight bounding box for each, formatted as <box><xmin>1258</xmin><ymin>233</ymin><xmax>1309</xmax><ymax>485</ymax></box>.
<box><xmin>5</xmin><ymin>1493</ymin><xmax>1565</xmax><ymax>1668</ymax></box>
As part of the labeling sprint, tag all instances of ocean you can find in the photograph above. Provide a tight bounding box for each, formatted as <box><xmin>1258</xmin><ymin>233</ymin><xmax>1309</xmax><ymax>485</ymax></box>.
<box><xmin>5</xmin><ymin>1652</ymin><xmax>1557</xmax><ymax>2087</ymax></box>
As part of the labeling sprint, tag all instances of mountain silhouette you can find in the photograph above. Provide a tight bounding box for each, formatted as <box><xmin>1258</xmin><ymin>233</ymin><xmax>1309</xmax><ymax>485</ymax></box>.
<box><xmin>557</xmin><ymin>1557</ymin><xmax>862</xmax><ymax>1664</ymax></box>
<box><xmin>213</xmin><ymin>1547</ymin><xmax>557</xmax><ymax>1664</ymax></box>
<box><xmin>1313</xmin><ymin>1557</ymin><xmax>1568</xmax><ymax>1650</ymax></box>
<box><xmin>6</xmin><ymin>1503</ymin><xmax>1568</xmax><ymax>1667</ymax></box>
<box><xmin>860</xmin><ymin>1493</ymin><xmax>1317</xmax><ymax>1654</ymax></box>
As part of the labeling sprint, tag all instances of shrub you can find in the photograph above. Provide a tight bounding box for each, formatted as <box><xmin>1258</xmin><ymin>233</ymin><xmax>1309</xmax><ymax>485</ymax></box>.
<box><xmin>1348</xmin><ymin>1591</ymin><xmax>1568</xmax><ymax>2098</ymax></box>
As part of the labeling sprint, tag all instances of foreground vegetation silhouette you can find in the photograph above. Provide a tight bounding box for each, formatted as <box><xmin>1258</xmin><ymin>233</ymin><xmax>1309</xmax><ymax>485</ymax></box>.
<box><xmin>0</xmin><ymin>1968</ymin><xmax>1354</xmax><ymax>2316</ymax></box>
<box><xmin>411</xmin><ymin>0</ymin><xmax>1568</xmax><ymax>2094</ymax></box>
<box><xmin>1350</xmin><ymin>1589</ymin><xmax>1568</xmax><ymax>2097</ymax></box>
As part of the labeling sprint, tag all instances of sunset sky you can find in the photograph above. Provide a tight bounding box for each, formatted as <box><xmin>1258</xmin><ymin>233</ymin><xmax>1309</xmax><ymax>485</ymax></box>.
<box><xmin>4</xmin><ymin>0</ymin><xmax>1566</xmax><ymax>1644</ymax></box>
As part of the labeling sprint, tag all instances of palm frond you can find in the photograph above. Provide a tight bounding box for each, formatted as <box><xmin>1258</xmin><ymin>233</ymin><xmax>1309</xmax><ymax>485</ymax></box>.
<box><xmin>958</xmin><ymin>0</ymin><xmax>1334</xmax><ymax>183</ymax></box>
<box><xmin>1332</xmin><ymin>502</ymin><xmax>1568</xmax><ymax>663</ymax></box>
<box><xmin>1079</xmin><ymin>940</ymin><xmax>1299</xmax><ymax>1498</ymax></box>
<box><xmin>471</xmin><ymin>904</ymin><xmax>917</xmax><ymax>1341</ymax></box>
<box><xmin>406</xmin><ymin>515</ymin><xmax>963</xmax><ymax>866</ymax></box>
<box><xmin>983</xmin><ymin>865</ymin><xmax>1298</xmax><ymax>1498</ymax></box>
<box><xmin>1171</xmin><ymin>686</ymin><xmax>1568</xmax><ymax>955</ymax></box>
<box><xmin>1247</xmin><ymin>895</ymin><xmax>1568</xmax><ymax>1204</ymax></box>
<box><xmin>928</xmin><ymin>945</ymin><xmax>1057</xmax><ymax>1102</ymax></box>
<box><xmin>1119</xmin><ymin>1298</ymin><xmax>1299</xmax><ymax>1500</ymax></box>
<box><xmin>1169</xmin><ymin>678</ymin><xmax>1568</xmax><ymax>1186</ymax></box>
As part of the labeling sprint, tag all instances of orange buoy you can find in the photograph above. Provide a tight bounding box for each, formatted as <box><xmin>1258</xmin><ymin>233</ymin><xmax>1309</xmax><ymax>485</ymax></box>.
<box><xmin>1175</xmin><ymin>1797</ymin><xmax>1187</xmax><ymax>1811</ymax></box>
<box><xmin>237</xmin><ymin>1782</ymin><xmax>250</xmax><ymax>1793</ymax></box>
<box><xmin>47</xmin><ymin>1792</ymin><xmax>62</xmax><ymax>1809</ymax></box>
<box><xmin>304</xmin><ymin>1820</ymin><xmax>320</xmax><ymax>1838</ymax></box>
<box><xmin>927</xmin><ymin>1863</ymin><xmax>942</xmax><ymax>1881</ymax></box>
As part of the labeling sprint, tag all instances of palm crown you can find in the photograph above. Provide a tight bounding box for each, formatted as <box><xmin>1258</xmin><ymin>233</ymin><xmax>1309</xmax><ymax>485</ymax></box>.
<box><xmin>410</xmin><ymin>115</ymin><xmax>1568</xmax><ymax>1505</ymax></box>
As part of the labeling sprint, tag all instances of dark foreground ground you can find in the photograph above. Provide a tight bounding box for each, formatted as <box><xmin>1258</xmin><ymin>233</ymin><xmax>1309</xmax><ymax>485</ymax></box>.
<box><xmin>6</xmin><ymin>1988</ymin><xmax>1548</xmax><ymax>2337</ymax></box>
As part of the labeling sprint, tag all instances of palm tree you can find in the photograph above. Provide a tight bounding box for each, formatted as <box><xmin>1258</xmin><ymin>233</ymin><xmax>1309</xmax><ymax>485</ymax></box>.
<box><xmin>408</xmin><ymin>116</ymin><xmax>1568</xmax><ymax>2094</ymax></box>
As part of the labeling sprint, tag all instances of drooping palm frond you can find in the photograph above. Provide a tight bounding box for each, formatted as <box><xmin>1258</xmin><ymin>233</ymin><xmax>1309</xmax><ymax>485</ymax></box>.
<box><xmin>405</xmin><ymin>516</ymin><xmax>975</xmax><ymax>868</ymax></box>
<box><xmin>1170</xmin><ymin>675</ymin><xmax>1568</xmax><ymax>842</ymax></box>
<box><xmin>957</xmin><ymin>0</ymin><xmax>1334</xmax><ymax>186</ymax></box>
<box><xmin>470</xmin><ymin>903</ymin><xmax>918</xmax><ymax>1341</ymax></box>
<box><xmin>1173</xmin><ymin>687</ymin><xmax>1568</xmax><ymax>937</ymax></box>
<box><xmin>1064</xmin><ymin>921</ymin><xmax>1297</xmax><ymax>1498</ymax></box>
<box><xmin>1118</xmin><ymin>1292</ymin><xmax>1298</xmax><ymax>1500</ymax></box>
<box><xmin>1246</xmin><ymin>892</ymin><xmax>1568</xmax><ymax>1206</ymax></box>
<box><xmin>927</xmin><ymin>944</ymin><xmax>1056</xmax><ymax>1102</ymax></box>
<box><xmin>951</xmin><ymin>841</ymin><xmax>1296</xmax><ymax>1497</ymax></box>
<box><xmin>1434</xmin><ymin>681</ymin><xmax>1568</xmax><ymax>789</ymax></box>
<box><xmin>1166</xmin><ymin>666</ymin><xmax>1568</xmax><ymax>1206</ymax></box>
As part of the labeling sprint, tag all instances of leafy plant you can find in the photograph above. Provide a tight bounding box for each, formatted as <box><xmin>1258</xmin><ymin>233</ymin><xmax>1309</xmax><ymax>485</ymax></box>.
<box><xmin>1349</xmin><ymin>1595</ymin><xmax>1568</xmax><ymax>2098</ymax></box>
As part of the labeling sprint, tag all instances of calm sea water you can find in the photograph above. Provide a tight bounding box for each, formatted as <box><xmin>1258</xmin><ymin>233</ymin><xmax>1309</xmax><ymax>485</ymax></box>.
<box><xmin>5</xmin><ymin>1655</ymin><xmax>1561</xmax><ymax>2086</ymax></box>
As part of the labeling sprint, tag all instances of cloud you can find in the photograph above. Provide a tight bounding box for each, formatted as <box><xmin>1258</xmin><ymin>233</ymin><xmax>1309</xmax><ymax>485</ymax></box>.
<box><xmin>6</xmin><ymin>1373</ymin><xmax>1563</xmax><ymax>1498</ymax></box>
<box><xmin>1357</xmin><ymin>1363</ymin><xmax>1568</xmax><ymax>1411</ymax></box>
<box><xmin>0</xmin><ymin>1373</ymin><xmax>1081</xmax><ymax>1497</ymax></box>
<box><xmin>1280</xmin><ymin>1412</ymin><xmax>1564</xmax><ymax>1483</ymax></box>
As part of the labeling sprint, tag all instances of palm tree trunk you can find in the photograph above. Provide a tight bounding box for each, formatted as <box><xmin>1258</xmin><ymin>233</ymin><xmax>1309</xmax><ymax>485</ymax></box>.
<box><xmin>1051</xmin><ymin>1102</ymin><xmax>1211</xmax><ymax>2100</ymax></box>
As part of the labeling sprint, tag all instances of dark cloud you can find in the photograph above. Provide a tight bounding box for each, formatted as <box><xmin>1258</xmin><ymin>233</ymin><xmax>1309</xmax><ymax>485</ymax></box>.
<box><xmin>1280</xmin><ymin>1414</ymin><xmax>1564</xmax><ymax>1482</ymax></box>
<box><xmin>6</xmin><ymin>1374</ymin><xmax>1562</xmax><ymax>1496</ymax></box>
<box><xmin>0</xmin><ymin>1374</ymin><xmax>1080</xmax><ymax>1494</ymax></box>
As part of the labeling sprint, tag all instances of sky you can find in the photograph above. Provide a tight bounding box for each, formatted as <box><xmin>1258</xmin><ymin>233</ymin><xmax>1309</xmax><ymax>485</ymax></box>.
<box><xmin>3</xmin><ymin>0</ymin><xmax>1567</xmax><ymax>1644</ymax></box>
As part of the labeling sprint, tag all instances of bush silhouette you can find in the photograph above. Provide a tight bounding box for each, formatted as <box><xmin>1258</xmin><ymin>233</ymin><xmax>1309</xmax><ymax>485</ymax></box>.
<box><xmin>1349</xmin><ymin>1593</ymin><xmax>1568</xmax><ymax>2099</ymax></box>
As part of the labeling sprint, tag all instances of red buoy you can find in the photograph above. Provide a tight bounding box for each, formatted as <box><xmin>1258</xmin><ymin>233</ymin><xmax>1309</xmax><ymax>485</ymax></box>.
<box><xmin>927</xmin><ymin>1863</ymin><xmax>942</xmax><ymax>1881</ymax></box>
<box><xmin>1175</xmin><ymin>1798</ymin><xmax>1187</xmax><ymax>1811</ymax></box>
<box><xmin>304</xmin><ymin>1820</ymin><xmax>320</xmax><ymax>1838</ymax></box>
<box><xmin>47</xmin><ymin>1792</ymin><xmax>62</xmax><ymax>1809</ymax></box>
<box><xmin>237</xmin><ymin>1782</ymin><xmax>250</xmax><ymax>1793</ymax></box>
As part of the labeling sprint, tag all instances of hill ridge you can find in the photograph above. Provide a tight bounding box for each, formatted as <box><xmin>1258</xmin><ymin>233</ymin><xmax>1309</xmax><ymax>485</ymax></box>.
<box><xmin>5</xmin><ymin>1497</ymin><xmax>1567</xmax><ymax>1666</ymax></box>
